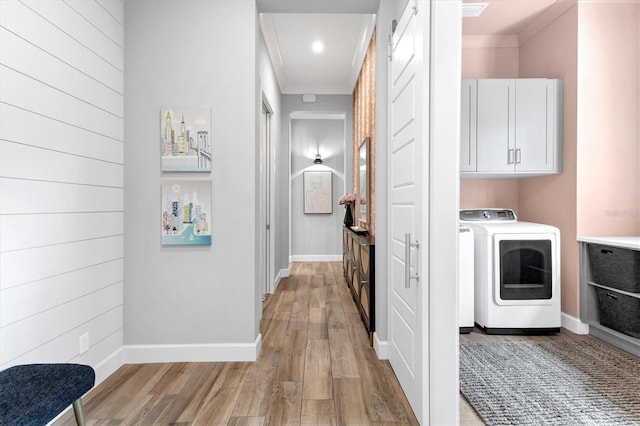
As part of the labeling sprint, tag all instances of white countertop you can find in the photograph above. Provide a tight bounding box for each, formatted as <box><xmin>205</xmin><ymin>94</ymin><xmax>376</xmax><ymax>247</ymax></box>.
<box><xmin>577</xmin><ymin>236</ymin><xmax>640</xmax><ymax>251</ymax></box>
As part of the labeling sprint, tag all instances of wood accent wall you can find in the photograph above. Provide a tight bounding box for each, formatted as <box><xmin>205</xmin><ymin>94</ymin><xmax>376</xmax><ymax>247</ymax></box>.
<box><xmin>352</xmin><ymin>30</ymin><xmax>376</xmax><ymax>235</ymax></box>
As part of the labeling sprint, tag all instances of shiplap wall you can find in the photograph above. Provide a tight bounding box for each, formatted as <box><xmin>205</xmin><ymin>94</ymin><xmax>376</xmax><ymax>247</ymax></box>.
<box><xmin>0</xmin><ymin>0</ymin><xmax>124</xmax><ymax>378</ymax></box>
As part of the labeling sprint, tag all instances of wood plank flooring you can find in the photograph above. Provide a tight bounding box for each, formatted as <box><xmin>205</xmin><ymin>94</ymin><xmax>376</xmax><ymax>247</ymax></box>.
<box><xmin>55</xmin><ymin>262</ymin><xmax>418</xmax><ymax>425</ymax></box>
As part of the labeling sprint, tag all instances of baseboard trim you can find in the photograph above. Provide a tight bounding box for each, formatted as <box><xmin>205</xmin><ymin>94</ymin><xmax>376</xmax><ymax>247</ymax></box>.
<box><xmin>290</xmin><ymin>255</ymin><xmax>342</xmax><ymax>262</ymax></box>
<box><xmin>94</xmin><ymin>347</ymin><xmax>125</xmax><ymax>386</ymax></box>
<box><xmin>374</xmin><ymin>333</ymin><xmax>389</xmax><ymax>359</ymax></box>
<box><xmin>561</xmin><ymin>312</ymin><xmax>590</xmax><ymax>335</ymax></box>
<box><xmin>274</xmin><ymin>268</ymin><xmax>290</xmax><ymax>292</ymax></box>
<box><xmin>124</xmin><ymin>334</ymin><xmax>262</xmax><ymax>364</ymax></box>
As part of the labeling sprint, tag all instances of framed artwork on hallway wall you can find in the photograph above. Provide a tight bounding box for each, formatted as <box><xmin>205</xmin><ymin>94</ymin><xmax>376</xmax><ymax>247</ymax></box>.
<box><xmin>161</xmin><ymin>180</ymin><xmax>212</xmax><ymax>245</ymax></box>
<box><xmin>303</xmin><ymin>171</ymin><xmax>333</xmax><ymax>214</ymax></box>
<box><xmin>160</xmin><ymin>106</ymin><xmax>212</xmax><ymax>172</ymax></box>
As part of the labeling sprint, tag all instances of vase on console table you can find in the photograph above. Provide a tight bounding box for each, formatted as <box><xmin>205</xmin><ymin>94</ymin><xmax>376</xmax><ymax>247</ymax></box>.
<box><xmin>344</xmin><ymin>204</ymin><xmax>354</xmax><ymax>227</ymax></box>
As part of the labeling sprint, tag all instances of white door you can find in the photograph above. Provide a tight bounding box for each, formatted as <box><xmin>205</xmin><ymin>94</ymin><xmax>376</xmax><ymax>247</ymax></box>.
<box><xmin>388</xmin><ymin>0</ymin><xmax>428</xmax><ymax>420</ymax></box>
<box><xmin>388</xmin><ymin>1</ymin><xmax>461</xmax><ymax>424</ymax></box>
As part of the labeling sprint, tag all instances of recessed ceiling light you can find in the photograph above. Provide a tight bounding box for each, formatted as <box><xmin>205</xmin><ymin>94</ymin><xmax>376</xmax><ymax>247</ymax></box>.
<box><xmin>462</xmin><ymin>3</ymin><xmax>488</xmax><ymax>17</ymax></box>
<box><xmin>311</xmin><ymin>40</ymin><xmax>324</xmax><ymax>54</ymax></box>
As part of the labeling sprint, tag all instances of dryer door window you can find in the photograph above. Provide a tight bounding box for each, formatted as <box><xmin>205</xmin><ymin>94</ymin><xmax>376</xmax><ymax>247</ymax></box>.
<box><xmin>499</xmin><ymin>239</ymin><xmax>552</xmax><ymax>300</ymax></box>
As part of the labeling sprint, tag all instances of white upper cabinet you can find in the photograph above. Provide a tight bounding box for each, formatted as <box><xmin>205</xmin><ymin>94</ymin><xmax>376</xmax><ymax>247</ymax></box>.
<box><xmin>461</xmin><ymin>78</ymin><xmax>563</xmax><ymax>178</ymax></box>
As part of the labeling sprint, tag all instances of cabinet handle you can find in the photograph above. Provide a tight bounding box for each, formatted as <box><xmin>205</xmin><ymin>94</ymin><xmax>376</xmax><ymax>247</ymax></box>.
<box><xmin>515</xmin><ymin>149</ymin><xmax>522</xmax><ymax>164</ymax></box>
<box><xmin>600</xmin><ymin>249</ymin><xmax>613</xmax><ymax>254</ymax></box>
<box><xmin>507</xmin><ymin>149</ymin><xmax>515</xmax><ymax>165</ymax></box>
<box><xmin>606</xmin><ymin>292</ymin><xmax>618</xmax><ymax>300</ymax></box>
<box><xmin>404</xmin><ymin>233</ymin><xmax>420</xmax><ymax>289</ymax></box>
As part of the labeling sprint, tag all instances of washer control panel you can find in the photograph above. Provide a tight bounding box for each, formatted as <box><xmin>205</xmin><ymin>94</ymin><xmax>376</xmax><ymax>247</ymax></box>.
<box><xmin>459</xmin><ymin>209</ymin><xmax>517</xmax><ymax>222</ymax></box>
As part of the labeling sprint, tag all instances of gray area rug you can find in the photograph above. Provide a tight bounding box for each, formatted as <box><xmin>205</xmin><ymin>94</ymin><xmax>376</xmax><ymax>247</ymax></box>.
<box><xmin>460</xmin><ymin>340</ymin><xmax>640</xmax><ymax>425</ymax></box>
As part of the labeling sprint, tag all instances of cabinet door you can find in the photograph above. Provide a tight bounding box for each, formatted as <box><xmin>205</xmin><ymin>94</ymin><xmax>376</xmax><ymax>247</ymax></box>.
<box><xmin>476</xmin><ymin>79</ymin><xmax>516</xmax><ymax>172</ymax></box>
<box><xmin>515</xmin><ymin>79</ymin><xmax>553</xmax><ymax>172</ymax></box>
<box><xmin>358</xmin><ymin>242</ymin><xmax>371</xmax><ymax>328</ymax></box>
<box><xmin>460</xmin><ymin>80</ymin><xmax>477</xmax><ymax>172</ymax></box>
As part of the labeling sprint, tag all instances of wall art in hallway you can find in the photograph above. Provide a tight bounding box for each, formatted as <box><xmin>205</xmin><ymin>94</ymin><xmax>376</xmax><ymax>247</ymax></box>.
<box><xmin>161</xmin><ymin>180</ymin><xmax>212</xmax><ymax>245</ymax></box>
<box><xmin>160</xmin><ymin>106</ymin><xmax>212</xmax><ymax>172</ymax></box>
<box><xmin>303</xmin><ymin>171</ymin><xmax>333</xmax><ymax>214</ymax></box>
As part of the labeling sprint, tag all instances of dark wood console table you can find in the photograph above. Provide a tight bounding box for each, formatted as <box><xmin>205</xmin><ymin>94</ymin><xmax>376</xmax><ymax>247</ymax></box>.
<box><xmin>342</xmin><ymin>226</ymin><xmax>375</xmax><ymax>344</ymax></box>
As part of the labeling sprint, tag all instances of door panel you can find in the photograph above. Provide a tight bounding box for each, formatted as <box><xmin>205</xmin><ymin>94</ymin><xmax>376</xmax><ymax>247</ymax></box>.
<box><xmin>391</xmin><ymin>305</ymin><xmax>416</xmax><ymax>367</ymax></box>
<box><xmin>391</xmin><ymin>78</ymin><xmax>416</xmax><ymax>137</ymax></box>
<box><xmin>391</xmin><ymin>143</ymin><xmax>415</xmax><ymax>186</ymax></box>
<box><xmin>391</xmin><ymin>10</ymin><xmax>416</xmax><ymax>87</ymax></box>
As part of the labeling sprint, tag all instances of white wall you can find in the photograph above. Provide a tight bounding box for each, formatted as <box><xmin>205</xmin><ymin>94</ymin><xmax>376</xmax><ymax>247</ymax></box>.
<box><xmin>576</xmin><ymin>1</ymin><xmax>640</xmax><ymax>236</ymax></box>
<box><xmin>290</xmin><ymin>119</ymin><xmax>346</xmax><ymax>259</ymax></box>
<box><xmin>124</xmin><ymin>0</ymin><xmax>260</xmax><ymax>359</ymax></box>
<box><xmin>0</xmin><ymin>0</ymin><xmax>124</xmax><ymax>381</ymax></box>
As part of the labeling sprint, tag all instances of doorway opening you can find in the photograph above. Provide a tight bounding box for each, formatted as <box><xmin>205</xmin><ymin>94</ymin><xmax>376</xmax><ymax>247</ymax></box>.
<box><xmin>289</xmin><ymin>113</ymin><xmax>348</xmax><ymax>263</ymax></box>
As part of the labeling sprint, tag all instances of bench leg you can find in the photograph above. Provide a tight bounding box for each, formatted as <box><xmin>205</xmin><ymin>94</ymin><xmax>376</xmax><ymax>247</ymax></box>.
<box><xmin>72</xmin><ymin>398</ymin><xmax>86</xmax><ymax>426</ymax></box>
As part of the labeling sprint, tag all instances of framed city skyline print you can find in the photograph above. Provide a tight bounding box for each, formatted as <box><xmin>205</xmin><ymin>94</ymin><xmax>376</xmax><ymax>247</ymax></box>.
<box><xmin>161</xmin><ymin>106</ymin><xmax>212</xmax><ymax>172</ymax></box>
<box><xmin>303</xmin><ymin>171</ymin><xmax>332</xmax><ymax>214</ymax></box>
<box><xmin>161</xmin><ymin>180</ymin><xmax>212</xmax><ymax>245</ymax></box>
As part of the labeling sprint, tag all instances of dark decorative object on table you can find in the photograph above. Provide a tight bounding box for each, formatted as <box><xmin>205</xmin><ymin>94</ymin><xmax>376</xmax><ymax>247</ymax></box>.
<box><xmin>338</xmin><ymin>193</ymin><xmax>356</xmax><ymax>227</ymax></box>
<box><xmin>343</xmin><ymin>204</ymin><xmax>353</xmax><ymax>227</ymax></box>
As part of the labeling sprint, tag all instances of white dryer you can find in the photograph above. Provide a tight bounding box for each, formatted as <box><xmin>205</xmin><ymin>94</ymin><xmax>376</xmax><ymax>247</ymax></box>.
<box><xmin>460</xmin><ymin>209</ymin><xmax>561</xmax><ymax>334</ymax></box>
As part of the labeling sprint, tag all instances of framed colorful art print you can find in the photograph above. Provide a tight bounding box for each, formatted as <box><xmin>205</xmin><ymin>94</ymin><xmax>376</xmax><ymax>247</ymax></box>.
<box><xmin>160</xmin><ymin>106</ymin><xmax>211</xmax><ymax>172</ymax></box>
<box><xmin>161</xmin><ymin>180</ymin><xmax>212</xmax><ymax>245</ymax></box>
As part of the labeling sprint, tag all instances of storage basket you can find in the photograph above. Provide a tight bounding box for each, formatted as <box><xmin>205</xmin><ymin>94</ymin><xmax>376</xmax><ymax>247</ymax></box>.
<box><xmin>594</xmin><ymin>287</ymin><xmax>640</xmax><ymax>338</ymax></box>
<box><xmin>587</xmin><ymin>244</ymin><xmax>640</xmax><ymax>292</ymax></box>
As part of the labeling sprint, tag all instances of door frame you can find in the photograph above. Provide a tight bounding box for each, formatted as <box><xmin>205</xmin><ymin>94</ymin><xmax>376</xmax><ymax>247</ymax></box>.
<box><xmin>384</xmin><ymin>0</ymin><xmax>461</xmax><ymax>423</ymax></box>
<box><xmin>261</xmin><ymin>94</ymin><xmax>276</xmax><ymax>294</ymax></box>
<box><xmin>287</xmin><ymin>111</ymin><xmax>348</xmax><ymax>262</ymax></box>
<box><xmin>426</xmin><ymin>0</ymin><xmax>462</xmax><ymax>423</ymax></box>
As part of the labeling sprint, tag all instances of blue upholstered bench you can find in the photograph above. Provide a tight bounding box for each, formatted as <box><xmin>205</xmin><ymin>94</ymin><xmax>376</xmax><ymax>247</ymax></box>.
<box><xmin>0</xmin><ymin>364</ymin><xmax>95</xmax><ymax>426</ymax></box>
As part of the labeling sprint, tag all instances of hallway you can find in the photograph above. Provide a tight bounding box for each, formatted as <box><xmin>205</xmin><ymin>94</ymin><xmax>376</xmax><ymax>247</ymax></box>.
<box><xmin>56</xmin><ymin>262</ymin><xmax>418</xmax><ymax>425</ymax></box>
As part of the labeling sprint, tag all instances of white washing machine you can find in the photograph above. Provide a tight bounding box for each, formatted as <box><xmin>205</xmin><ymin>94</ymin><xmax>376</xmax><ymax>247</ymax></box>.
<box><xmin>460</xmin><ymin>209</ymin><xmax>561</xmax><ymax>334</ymax></box>
<box><xmin>459</xmin><ymin>225</ymin><xmax>475</xmax><ymax>333</ymax></box>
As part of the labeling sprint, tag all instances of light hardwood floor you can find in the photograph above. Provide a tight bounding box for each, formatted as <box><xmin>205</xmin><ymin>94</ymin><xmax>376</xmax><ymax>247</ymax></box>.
<box><xmin>55</xmin><ymin>261</ymin><xmax>618</xmax><ymax>425</ymax></box>
<box><xmin>55</xmin><ymin>262</ymin><xmax>419</xmax><ymax>425</ymax></box>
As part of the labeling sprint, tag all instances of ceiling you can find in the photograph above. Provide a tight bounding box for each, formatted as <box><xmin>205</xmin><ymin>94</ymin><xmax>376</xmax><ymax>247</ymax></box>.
<box><xmin>260</xmin><ymin>13</ymin><xmax>375</xmax><ymax>94</ymax></box>
<box><xmin>259</xmin><ymin>0</ymin><xmax>566</xmax><ymax>95</ymax></box>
